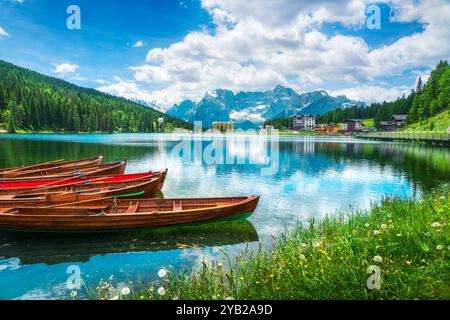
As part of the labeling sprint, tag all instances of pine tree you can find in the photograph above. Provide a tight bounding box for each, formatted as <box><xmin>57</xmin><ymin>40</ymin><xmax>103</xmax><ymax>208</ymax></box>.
<box><xmin>7</xmin><ymin>109</ymin><xmax>16</xmax><ymax>133</ymax></box>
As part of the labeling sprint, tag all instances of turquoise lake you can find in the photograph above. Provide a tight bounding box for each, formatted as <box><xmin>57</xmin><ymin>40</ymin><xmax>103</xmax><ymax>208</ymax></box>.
<box><xmin>0</xmin><ymin>134</ymin><xmax>449</xmax><ymax>299</ymax></box>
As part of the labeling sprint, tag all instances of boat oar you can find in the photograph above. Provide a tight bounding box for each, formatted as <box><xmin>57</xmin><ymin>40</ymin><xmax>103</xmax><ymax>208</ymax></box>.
<box><xmin>43</xmin><ymin>190</ymin><xmax>145</xmax><ymax>209</ymax></box>
<box><xmin>44</xmin><ymin>196</ymin><xmax>113</xmax><ymax>209</ymax></box>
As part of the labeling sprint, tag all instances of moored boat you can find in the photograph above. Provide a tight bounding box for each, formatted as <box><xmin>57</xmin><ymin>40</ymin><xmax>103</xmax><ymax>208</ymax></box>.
<box><xmin>0</xmin><ymin>170</ymin><xmax>168</xmax><ymax>194</ymax></box>
<box><xmin>0</xmin><ymin>177</ymin><xmax>162</xmax><ymax>207</ymax></box>
<box><xmin>0</xmin><ymin>156</ymin><xmax>103</xmax><ymax>178</ymax></box>
<box><xmin>0</xmin><ymin>196</ymin><xmax>260</xmax><ymax>232</ymax></box>
<box><xmin>0</xmin><ymin>160</ymin><xmax>127</xmax><ymax>182</ymax></box>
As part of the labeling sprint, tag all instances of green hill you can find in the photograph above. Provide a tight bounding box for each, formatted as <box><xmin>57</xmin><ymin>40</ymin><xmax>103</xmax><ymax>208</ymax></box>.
<box><xmin>0</xmin><ymin>60</ymin><xmax>192</xmax><ymax>133</ymax></box>
<box><xmin>405</xmin><ymin>110</ymin><xmax>450</xmax><ymax>131</ymax></box>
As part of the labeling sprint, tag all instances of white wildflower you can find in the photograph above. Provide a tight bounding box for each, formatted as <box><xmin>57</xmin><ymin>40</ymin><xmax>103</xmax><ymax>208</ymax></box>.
<box><xmin>157</xmin><ymin>287</ymin><xmax>166</xmax><ymax>296</ymax></box>
<box><xmin>373</xmin><ymin>230</ymin><xmax>381</xmax><ymax>235</ymax></box>
<box><xmin>381</xmin><ymin>224</ymin><xmax>387</xmax><ymax>229</ymax></box>
<box><xmin>121</xmin><ymin>287</ymin><xmax>130</xmax><ymax>295</ymax></box>
<box><xmin>436</xmin><ymin>245</ymin><xmax>444</xmax><ymax>250</ymax></box>
<box><xmin>365</xmin><ymin>223</ymin><xmax>370</xmax><ymax>227</ymax></box>
<box><xmin>373</xmin><ymin>255</ymin><xmax>383</xmax><ymax>263</ymax></box>
<box><xmin>313</xmin><ymin>241</ymin><xmax>321</xmax><ymax>247</ymax></box>
<box><xmin>431</xmin><ymin>222</ymin><xmax>441</xmax><ymax>228</ymax></box>
<box><xmin>300</xmin><ymin>254</ymin><xmax>306</xmax><ymax>260</ymax></box>
<box><xmin>158</xmin><ymin>268</ymin><xmax>167</xmax><ymax>278</ymax></box>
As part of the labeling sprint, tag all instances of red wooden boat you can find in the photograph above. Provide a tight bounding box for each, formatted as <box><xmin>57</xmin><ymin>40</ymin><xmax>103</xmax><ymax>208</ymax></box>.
<box><xmin>0</xmin><ymin>160</ymin><xmax>127</xmax><ymax>182</ymax></box>
<box><xmin>0</xmin><ymin>170</ymin><xmax>167</xmax><ymax>196</ymax></box>
<box><xmin>0</xmin><ymin>196</ymin><xmax>260</xmax><ymax>232</ymax></box>
<box><xmin>0</xmin><ymin>156</ymin><xmax>103</xmax><ymax>178</ymax></box>
<box><xmin>0</xmin><ymin>177</ymin><xmax>161</xmax><ymax>207</ymax></box>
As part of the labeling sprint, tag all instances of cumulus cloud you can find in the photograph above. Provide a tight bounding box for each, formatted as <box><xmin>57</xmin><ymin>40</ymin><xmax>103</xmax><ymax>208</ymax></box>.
<box><xmin>0</xmin><ymin>26</ymin><xmax>11</xmax><ymax>37</ymax></box>
<box><xmin>112</xmin><ymin>0</ymin><xmax>449</xmax><ymax>107</ymax></box>
<box><xmin>52</xmin><ymin>63</ymin><xmax>79</xmax><ymax>75</ymax></box>
<box><xmin>97</xmin><ymin>80</ymin><xmax>154</xmax><ymax>103</ymax></box>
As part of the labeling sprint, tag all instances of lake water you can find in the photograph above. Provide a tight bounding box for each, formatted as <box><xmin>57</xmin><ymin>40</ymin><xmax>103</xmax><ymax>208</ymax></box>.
<box><xmin>0</xmin><ymin>134</ymin><xmax>449</xmax><ymax>299</ymax></box>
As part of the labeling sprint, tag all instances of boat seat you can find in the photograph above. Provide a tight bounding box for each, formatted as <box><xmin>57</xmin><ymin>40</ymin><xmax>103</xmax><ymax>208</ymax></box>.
<box><xmin>173</xmin><ymin>201</ymin><xmax>183</xmax><ymax>211</ymax></box>
<box><xmin>0</xmin><ymin>195</ymin><xmax>16</xmax><ymax>200</ymax></box>
<box><xmin>0</xmin><ymin>208</ymin><xmax>13</xmax><ymax>214</ymax></box>
<box><xmin>126</xmin><ymin>202</ymin><xmax>140</xmax><ymax>213</ymax></box>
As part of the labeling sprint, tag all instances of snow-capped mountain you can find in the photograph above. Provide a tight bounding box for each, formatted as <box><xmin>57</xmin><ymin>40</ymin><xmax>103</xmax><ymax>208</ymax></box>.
<box><xmin>131</xmin><ymin>99</ymin><xmax>166</xmax><ymax>113</ymax></box>
<box><xmin>167</xmin><ymin>85</ymin><xmax>365</xmax><ymax>128</ymax></box>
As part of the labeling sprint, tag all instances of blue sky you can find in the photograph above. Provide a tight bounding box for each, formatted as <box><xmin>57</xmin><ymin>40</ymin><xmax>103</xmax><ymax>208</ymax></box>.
<box><xmin>0</xmin><ymin>0</ymin><xmax>449</xmax><ymax>107</ymax></box>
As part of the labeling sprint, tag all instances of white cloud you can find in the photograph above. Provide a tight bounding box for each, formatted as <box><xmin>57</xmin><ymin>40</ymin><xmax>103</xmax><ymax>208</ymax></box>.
<box><xmin>95</xmin><ymin>79</ymin><xmax>109</xmax><ymax>84</ymax></box>
<box><xmin>329</xmin><ymin>85</ymin><xmax>412</xmax><ymax>103</ymax></box>
<box><xmin>107</xmin><ymin>0</ymin><xmax>449</xmax><ymax>108</ymax></box>
<box><xmin>132</xmin><ymin>40</ymin><xmax>144</xmax><ymax>48</ymax></box>
<box><xmin>0</xmin><ymin>27</ymin><xmax>10</xmax><ymax>37</ymax></box>
<box><xmin>52</xmin><ymin>63</ymin><xmax>79</xmax><ymax>75</ymax></box>
<box><xmin>72</xmin><ymin>76</ymin><xmax>87</xmax><ymax>81</ymax></box>
<box><xmin>97</xmin><ymin>80</ymin><xmax>155</xmax><ymax>103</ymax></box>
<box><xmin>230</xmin><ymin>109</ymin><xmax>266</xmax><ymax>122</ymax></box>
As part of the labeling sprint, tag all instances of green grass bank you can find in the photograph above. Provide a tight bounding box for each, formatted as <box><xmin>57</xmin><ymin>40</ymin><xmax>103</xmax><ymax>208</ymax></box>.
<box><xmin>95</xmin><ymin>186</ymin><xmax>449</xmax><ymax>300</ymax></box>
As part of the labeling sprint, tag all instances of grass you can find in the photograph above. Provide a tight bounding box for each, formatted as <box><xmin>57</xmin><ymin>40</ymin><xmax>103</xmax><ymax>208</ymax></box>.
<box><xmin>405</xmin><ymin>110</ymin><xmax>450</xmax><ymax>132</ymax></box>
<box><xmin>363</xmin><ymin>118</ymin><xmax>375</xmax><ymax>128</ymax></box>
<box><xmin>92</xmin><ymin>187</ymin><xmax>449</xmax><ymax>300</ymax></box>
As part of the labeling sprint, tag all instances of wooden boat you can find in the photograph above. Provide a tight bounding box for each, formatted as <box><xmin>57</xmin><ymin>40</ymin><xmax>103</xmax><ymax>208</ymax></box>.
<box><xmin>0</xmin><ymin>196</ymin><xmax>260</xmax><ymax>232</ymax></box>
<box><xmin>0</xmin><ymin>156</ymin><xmax>103</xmax><ymax>178</ymax></box>
<box><xmin>0</xmin><ymin>170</ymin><xmax>168</xmax><ymax>195</ymax></box>
<box><xmin>0</xmin><ymin>160</ymin><xmax>127</xmax><ymax>182</ymax></box>
<box><xmin>0</xmin><ymin>177</ymin><xmax>161</xmax><ymax>207</ymax></box>
<box><xmin>0</xmin><ymin>220</ymin><xmax>258</xmax><ymax>265</ymax></box>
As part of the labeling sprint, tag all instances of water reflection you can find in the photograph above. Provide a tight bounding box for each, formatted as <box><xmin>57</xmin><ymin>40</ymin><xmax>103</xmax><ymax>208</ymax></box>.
<box><xmin>0</xmin><ymin>220</ymin><xmax>258</xmax><ymax>266</ymax></box>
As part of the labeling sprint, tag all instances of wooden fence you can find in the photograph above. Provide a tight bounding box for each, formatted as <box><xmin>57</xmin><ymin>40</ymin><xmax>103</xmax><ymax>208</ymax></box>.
<box><xmin>360</xmin><ymin>131</ymin><xmax>450</xmax><ymax>143</ymax></box>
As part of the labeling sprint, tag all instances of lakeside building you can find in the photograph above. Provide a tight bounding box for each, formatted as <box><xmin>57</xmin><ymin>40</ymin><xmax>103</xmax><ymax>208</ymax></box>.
<box><xmin>341</xmin><ymin>119</ymin><xmax>364</xmax><ymax>133</ymax></box>
<box><xmin>315</xmin><ymin>123</ymin><xmax>340</xmax><ymax>134</ymax></box>
<box><xmin>293</xmin><ymin>115</ymin><xmax>316</xmax><ymax>131</ymax></box>
<box><xmin>212</xmin><ymin>121</ymin><xmax>235</xmax><ymax>132</ymax></box>
<box><xmin>258</xmin><ymin>125</ymin><xmax>275</xmax><ymax>134</ymax></box>
<box><xmin>379</xmin><ymin>115</ymin><xmax>408</xmax><ymax>132</ymax></box>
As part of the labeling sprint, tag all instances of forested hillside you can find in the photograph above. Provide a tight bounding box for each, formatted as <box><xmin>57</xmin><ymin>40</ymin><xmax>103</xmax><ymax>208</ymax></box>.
<box><xmin>0</xmin><ymin>60</ymin><xmax>192</xmax><ymax>133</ymax></box>
<box><xmin>266</xmin><ymin>61</ymin><xmax>450</xmax><ymax>130</ymax></box>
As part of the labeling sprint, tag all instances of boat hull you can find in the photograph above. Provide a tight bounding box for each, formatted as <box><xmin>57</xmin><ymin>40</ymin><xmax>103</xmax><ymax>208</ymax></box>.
<box><xmin>0</xmin><ymin>156</ymin><xmax>103</xmax><ymax>178</ymax></box>
<box><xmin>0</xmin><ymin>161</ymin><xmax>127</xmax><ymax>182</ymax></box>
<box><xmin>0</xmin><ymin>196</ymin><xmax>259</xmax><ymax>233</ymax></box>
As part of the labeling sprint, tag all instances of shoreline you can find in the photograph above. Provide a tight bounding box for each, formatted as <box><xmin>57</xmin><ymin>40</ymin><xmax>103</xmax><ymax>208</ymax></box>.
<box><xmin>94</xmin><ymin>186</ymin><xmax>449</xmax><ymax>300</ymax></box>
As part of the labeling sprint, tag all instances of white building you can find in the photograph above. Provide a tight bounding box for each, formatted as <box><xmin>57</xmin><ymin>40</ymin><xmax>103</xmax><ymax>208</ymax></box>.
<box><xmin>293</xmin><ymin>115</ymin><xmax>316</xmax><ymax>131</ymax></box>
<box><xmin>258</xmin><ymin>125</ymin><xmax>275</xmax><ymax>134</ymax></box>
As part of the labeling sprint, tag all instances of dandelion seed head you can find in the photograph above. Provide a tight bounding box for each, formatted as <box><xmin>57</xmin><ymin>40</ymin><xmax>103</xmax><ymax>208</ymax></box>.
<box><xmin>157</xmin><ymin>287</ymin><xmax>166</xmax><ymax>296</ymax></box>
<box><xmin>373</xmin><ymin>255</ymin><xmax>383</xmax><ymax>263</ymax></box>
